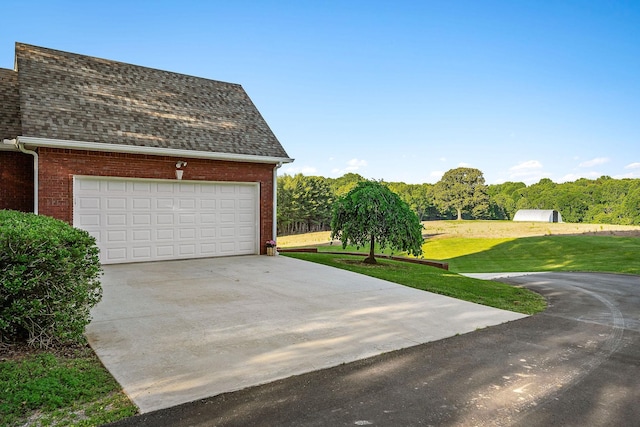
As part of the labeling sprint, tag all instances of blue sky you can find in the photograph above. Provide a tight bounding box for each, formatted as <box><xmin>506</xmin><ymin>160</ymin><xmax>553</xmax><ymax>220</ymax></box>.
<box><xmin>2</xmin><ymin>1</ymin><xmax>639</xmax><ymax>185</ymax></box>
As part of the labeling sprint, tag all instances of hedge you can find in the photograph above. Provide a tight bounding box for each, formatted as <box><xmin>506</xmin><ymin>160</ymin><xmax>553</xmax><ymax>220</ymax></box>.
<box><xmin>0</xmin><ymin>210</ymin><xmax>102</xmax><ymax>347</ymax></box>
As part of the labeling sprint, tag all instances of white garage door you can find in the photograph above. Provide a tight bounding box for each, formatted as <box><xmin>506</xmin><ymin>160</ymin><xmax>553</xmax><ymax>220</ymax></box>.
<box><xmin>73</xmin><ymin>176</ymin><xmax>259</xmax><ymax>264</ymax></box>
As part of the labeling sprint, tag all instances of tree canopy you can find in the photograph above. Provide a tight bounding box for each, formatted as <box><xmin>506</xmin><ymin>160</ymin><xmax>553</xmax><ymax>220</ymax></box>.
<box><xmin>330</xmin><ymin>180</ymin><xmax>424</xmax><ymax>264</ymax></box>
<box><xmin>433</xmin><ymin>167</ymin><xmax>490</xmax><ymax>220</ymax></box>
<box><xmin>276</xmin><ymin>171</ymin><xmax>640</xmax><ymax>234</ymax></box>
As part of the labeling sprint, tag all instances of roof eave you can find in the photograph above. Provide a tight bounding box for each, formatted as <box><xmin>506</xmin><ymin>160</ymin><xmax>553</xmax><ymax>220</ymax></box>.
<box><xmin>15</xmin><ymin>136</ymin><xmax>294</xmax><ymax>164</ymax></box>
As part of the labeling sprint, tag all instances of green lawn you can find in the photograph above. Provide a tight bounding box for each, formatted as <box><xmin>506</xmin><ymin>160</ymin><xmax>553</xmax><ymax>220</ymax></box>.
<box><xmin>282</xmin><ymin>252</ymin><xmax>546</xmax><ymax>315</ymax></box>
<box><xmin>423</xmin><ymin>235</ymin><xmax>640</xmax><ymax>274</ymax></box>
<box><xmin>282</xmin><ymin>234</ymin><xmax>640</xmax><ymax>317</ymax></box>
<box><xmin>5</xmin><ymin>233</ymin><xmax>636</xmax><ymax>426</ymax></box>
<box><xmin>315</xmin><ymin>235</ymin><xmax>640</xmax><ymax>275</ymax></box>
<box><xmin>0</xmin><ymin>348</ymin><xmax>137</xmax><ymax>427</ymax></box>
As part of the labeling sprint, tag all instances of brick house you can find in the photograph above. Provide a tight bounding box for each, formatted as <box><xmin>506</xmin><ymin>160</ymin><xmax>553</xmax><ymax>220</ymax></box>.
<box><xmin>0</xmin><ymin>43</ymin><xmax>293</xmax><ymax>264</ymax></box>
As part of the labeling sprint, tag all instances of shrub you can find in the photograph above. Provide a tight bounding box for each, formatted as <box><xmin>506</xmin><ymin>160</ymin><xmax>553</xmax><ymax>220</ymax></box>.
<box><xmin>0</xmin><ymin>210</ymin><xmax>102</xmax><ymax>347</ymax></box>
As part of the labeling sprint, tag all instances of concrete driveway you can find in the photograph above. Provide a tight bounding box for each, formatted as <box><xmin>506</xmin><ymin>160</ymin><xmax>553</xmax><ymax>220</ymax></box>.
<box><xmin>108</xmin><ymin>272</ymin><xmax>640</xmax><ymax>427</ymax></box>
<box><xmin>86</xmin><ymin>255</ymin><xmax>525</xmax><ymax>413</ymax></box>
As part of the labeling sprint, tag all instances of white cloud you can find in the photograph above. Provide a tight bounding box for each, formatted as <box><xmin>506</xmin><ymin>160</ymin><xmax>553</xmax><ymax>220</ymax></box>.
<box><xmin>439</xmin><ymin>157</ymin><xmax>447</xmax><ymax>162</ymax></box>
<box><xmin>280</xmin><ymin>165</ymin><xmax>318</xmax><ymax>175</ymax></box>
<box><xmin>559</xmin><ymin>171</ymin><xmax>601</xmax><ymax>182</ymax></box>
<box><xmin>625</xmin><ymin>162</ymin><xmax>640</xmax><ymax>169</ymax></box>
<box><xmin>507</xmin><ymin>160</ymin><xmax>547</xmax><ymax>184</ymax></box>
<box><xmin>430</xmin><ymin>170</ymin><xmax>444</xmax><ymax>181</ymax></box>
<box><xmin>509</xmin><ymin>160</ymin><xmax>543</xmax><ymax>172</ymax></box>
<box><xmin>579</xmin><ymin>157</ymin><xmax>610</xmax><ymax>168</ymax></box>
<box><xmin>330</xmin><ymin>158</ymin><xmax>368</xmax><ymax>176</ymax></box>
<box><xmin>346</xmin><ymin>158</ymin><xmax>367</xmax><ymax>170</ymax></box>
<box><xmin>614</xmin><ymin>171</ymin><xmax>640</xmax><ymax>179</ymax></box>
<box><xmin>458</xmin><ymin>162</ymin><xmax>471</xmax><ymax>167</ymax></box>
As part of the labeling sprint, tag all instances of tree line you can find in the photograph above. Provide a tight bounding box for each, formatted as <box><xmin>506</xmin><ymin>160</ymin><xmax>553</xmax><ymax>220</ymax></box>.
<box><xmin>277</xmin><ymin>169</ymin><xmax>640</xmax><ymax>235</ymax></box>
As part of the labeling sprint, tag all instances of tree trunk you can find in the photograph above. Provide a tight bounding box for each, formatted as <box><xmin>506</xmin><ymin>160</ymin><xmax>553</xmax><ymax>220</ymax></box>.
<box><xmin>457</xmin><ymin>208</ymin><xmax>462</xmax><ymax>220</ymax></box>
<box><xmin>364</xmin><ymin>233</ymin><xmax>377</xmax><ymax>264</ymax></box>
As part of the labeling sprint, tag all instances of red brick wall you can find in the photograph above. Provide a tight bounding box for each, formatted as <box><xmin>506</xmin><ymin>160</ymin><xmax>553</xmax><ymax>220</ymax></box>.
<box><xmin>38</xmin><ymin>148</ymin><xmax>275</xmax><ymax>253</ymax></box>
<box><xmin>0</xmin><ymin>151</ymin><xmax>34</xmax><ymax>212</ymax></box>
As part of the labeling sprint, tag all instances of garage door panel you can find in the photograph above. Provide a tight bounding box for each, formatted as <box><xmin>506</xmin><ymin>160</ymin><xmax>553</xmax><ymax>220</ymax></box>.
<box><xmin>178</xmin><ymin>214</ymin><xmax>196</xmax><ymax>224</ymax></box>
<box><xmin>156</xmin><ymin>246</ymin><xmax>174</xmax><ymax>257</ymax></box>
<box><xmin>239</xmin><ymin>226</ymin><xmax>254</xmax><ymax>237</ymax></box>
<box><xmin>179</xmin><ymin>244</ymin><xmax>196</xmax><ymax>256</ymax></box>
<box><xmin>200</xmin><ymin>243</ymin><xmax>217</xmax><ymax>254</ymax></box>
<box><xmin>219</xmin><ymin>242</ymin><xmax>236</xmax><ymax>254</ymax></box>
<box><xmin>107</xmin><ymin>214</ymin><xmax>126</xmax><ymax>226</ymax></box>
<box><xmin>133</xmin><ymin>182</ymin><xmax>151</xmax><ymax>192</ymax></box>
<box><xmin>200</xmin><ymin>199</ymin><xmax>216</xmax><ymax>209</ymax></box>
<box><xmin>157</xmin><ymin>183</ymin><xmax>174</xmax><ymax>193</ymax></box>
<box><xmin>74</xmin><ymin>177</ymin><xmax>259</xmax><ymax>264</ymax></box>
<box><xmin>156</xmin><ymin>199</ymin><xmax>173</xmax><ymax>209</ymax></box>
<box><xmin>157</xmin><ymin>214</ymin><xmax>174</xmax><ymax>225</ymax></box>
<box><xmin>78</xmin><ymin>214</ymin><xmax>100</xmax><ymax>227</ymax></box>
<box><xmin>238</xmin><ymin>241</ymin><xmax>255</xmax><ymax>251</ymax></box>
<box><xmin>180</xmin><ymin>199</ymin><xmax>196</xmax><ymax>209</ymax></box>
<box><xmin>179</xmin><ymin>228</ymin><xmax>196</xmax><ymax>239</ymax></box>
<box><xmin>133</xmin><ymin>198</ymin><xmax>152</xmax><ymax>209</ymax></box>
<box><xmin>132</xmin><ymin>247</ymin><xmax>152</xmax><ymax>259</ymax></box>
<box><xmin>107</xmin><ymin>181</ymin><xmax>126</xmax><ymax>192</ymax></box>
<box><xmin>107</xmin><ymin>198</ymin><xmax>126</xmax><ymax>209</ymax></box>
<box><xmin>108</xmin><ymin>230</ymin><xmax>127</xmax><ymax>242</ymax></box>
<box><xmin>156</xmin><ymin>229</ymin><xmax>174</xmax><ymax>240</ymax></box>
<box><xmin>133</xmin><ymin>214</ymin><xmax>151</xmax><ymax>225</ymax></box>
<box><xmin>107</xmin><ymin>247</ymin><xmax>127</xmax><ymax>261</ymax></box>
<box><xmin>201</xmin><ymin>214</ymin><xmax>216</xmax><ymax>224</ymax></box>
<box><xmin>239</xmin><ymin>199</ymin><xmax>254</xmax><ymax>209</ymax></box>
<box><xmin>132</xmin><ymin>229</ymin><xmax>151</xmax><ymax>242</ymax></box>
<box><xmin>220</xmin><ymin>213</ymin><xmax>235</xmax><ymax>223</ymax></box>
<box><xmin>239</xmin><ymin>213</ymin><xmax>253</xmax><ymax>223</ymax></box>
<box><xmin>220</xmin><ymin>199</ymin><xmax>235</xmax><ymax>209</ymax></box>
<box><xmin>201</xmin><ymin>228</ymin><xmax>215</xmax><ymax>238</ymax></box>
<box><xmin>220</xmin><ymin>227</ymin><xmax>235</xmax><ymax>237</ymax></box>
<box><xmin>79</xmin><ymin>197</ymin><xmax>100</xmax><ymax>209</ymax></box>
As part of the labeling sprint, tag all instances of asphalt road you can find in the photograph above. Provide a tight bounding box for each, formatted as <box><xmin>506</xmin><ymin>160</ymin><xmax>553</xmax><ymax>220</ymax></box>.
<box><xmin>107</xmin><ymin>272</ymin><xmax>640</xmax><ymax>426</ymax></box>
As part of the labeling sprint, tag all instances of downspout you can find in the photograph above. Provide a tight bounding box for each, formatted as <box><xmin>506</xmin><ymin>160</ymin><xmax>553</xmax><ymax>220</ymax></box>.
<box><xmin>273</xmin><ymin>162</ymin><xmax>283</xmax><ymax>252</ymax></box>
<box><xmin>3</xmin><ymin>138</ymin><xmax>38</xmax><ymax>214</ymax></box>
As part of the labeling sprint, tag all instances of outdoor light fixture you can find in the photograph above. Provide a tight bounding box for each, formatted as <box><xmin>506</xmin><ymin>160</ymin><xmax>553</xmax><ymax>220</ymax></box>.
<box><xmin>175</xmin><ymin>161</ymin><xmax>187</xmax><ymax>179</ymax></box>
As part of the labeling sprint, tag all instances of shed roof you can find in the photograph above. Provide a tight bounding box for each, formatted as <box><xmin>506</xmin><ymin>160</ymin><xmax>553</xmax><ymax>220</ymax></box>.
<box><xmin>513</xmin><ymin>209</ymin><xmax>562</xmax><ymax>222</ymax></box>
<box><xmin>6</xmin><ymin>43</ymin><xmax>291</xmax><ymax>161</ymax></box>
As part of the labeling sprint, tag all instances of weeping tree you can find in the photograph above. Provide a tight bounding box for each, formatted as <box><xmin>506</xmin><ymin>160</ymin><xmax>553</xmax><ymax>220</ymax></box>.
<box><xmin>330</xmin><ymin>180</ymin><xmax>424</xmax><ymax>264</ymax></box>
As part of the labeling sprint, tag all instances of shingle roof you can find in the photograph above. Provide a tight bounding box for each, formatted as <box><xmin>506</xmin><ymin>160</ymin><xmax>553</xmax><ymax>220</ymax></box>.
<box><xmin>0</xmin><ymin>68</ymin><xmax>21</xmax><ymax>140</ymax></box>
<box><xmin>14</xmin><ymin>43</ymin><xmax>290</xmax><ymax>159</ymax></box>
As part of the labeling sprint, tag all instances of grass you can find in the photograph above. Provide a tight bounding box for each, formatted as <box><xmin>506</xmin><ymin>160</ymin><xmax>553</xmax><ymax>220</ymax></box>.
<box><xmin>0</xmin><ymin>347</ymin><xmax>137</xmax><ymax>427</ymax></box>
<box><xmin>424</xmin><ymin>235</ymin><xmax>640</xmax><ymax>274</ymax></box>
<box><xmin>279</xmin><ymin>220</ymin><xmax>640</xmax><ymax>318</ymax></box>
<box><xmin>280</xmin><ymin>221</ymin><xmax>640</xmax><ymax>275</ymax></box>
<box><xmin>4</xmin><ymin>220</ymin><xmax>636</xmax><ymax>425</ymax></box>
<box><xmin>282</xmin><ymin>252</ymin><xmax>546</xmax><ymax>315</ymax></box>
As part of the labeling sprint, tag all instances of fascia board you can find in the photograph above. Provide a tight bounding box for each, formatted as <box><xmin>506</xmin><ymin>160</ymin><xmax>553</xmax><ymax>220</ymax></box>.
<box><xmin>16</xmin><ymin>136</ymin><xmax>294</xmax><ymax>164</ymax></box>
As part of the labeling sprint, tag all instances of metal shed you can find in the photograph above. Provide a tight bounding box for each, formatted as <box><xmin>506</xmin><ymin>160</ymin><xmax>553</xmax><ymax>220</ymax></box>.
<box><xmin>513</xmin><ymin>209</ymin><xmax>563</xmax><ymax>223</ymax></box>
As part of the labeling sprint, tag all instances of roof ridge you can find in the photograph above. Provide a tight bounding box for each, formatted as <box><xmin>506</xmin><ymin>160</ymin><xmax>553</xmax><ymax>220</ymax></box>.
<box><xmin>15</xmin><ymin>42</ymin><xmax>242</xmax><ymax>88</ymax></box>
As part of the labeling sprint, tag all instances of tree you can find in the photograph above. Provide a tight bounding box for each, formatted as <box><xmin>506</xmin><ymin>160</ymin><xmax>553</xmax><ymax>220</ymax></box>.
<box><xmin>330</xmin><ymin>180</ymin><xmax>424</xmax><ymax>264</ymax></box>
<box><xmin>386</xmin><ymin>182</ymin><xmax>436</xmax><ymax>220</ymax></box>
<box><xmin>434</xmin><ymin>168</ymin><xmax>490</xmax><ymax>220</ymax></box>
<box><xmin>277</xmin><ymin>174</ymin><xmax>333</xmax><ymax>234</ymax></box>
<box><xmin>328</xmin><ymin>172</ymin><xmax>365</xmax><ymax>197</ymax></box>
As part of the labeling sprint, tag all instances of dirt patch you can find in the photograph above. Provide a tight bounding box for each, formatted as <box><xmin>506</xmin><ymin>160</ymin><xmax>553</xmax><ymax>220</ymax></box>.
<box><xmin>277</xmin><ymin>220</ymin><xmax>640</xmax><ymax>247</ymax></box>
<box><xmin>0</xmin><ymin>342</ymin><xmax>92</xmax><ymax>362</ymax></box>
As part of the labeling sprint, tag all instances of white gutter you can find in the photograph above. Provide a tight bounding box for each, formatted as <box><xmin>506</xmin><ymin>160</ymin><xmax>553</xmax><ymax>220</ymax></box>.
<box><xmin>16</xmin><ymin>136</ymin><xmax>294</xmax><ymax>164</ymax></box>
<box><xmin>273</xmin><ymin>162</ymin><xmax>283</xmax><ymax>250</ymax></box>
<box><xmin>3</xmin><ymin>138</ymin><xmax>38</xmax><ymax>214</ymax></box>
